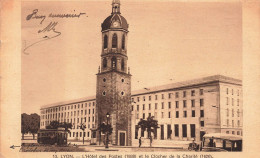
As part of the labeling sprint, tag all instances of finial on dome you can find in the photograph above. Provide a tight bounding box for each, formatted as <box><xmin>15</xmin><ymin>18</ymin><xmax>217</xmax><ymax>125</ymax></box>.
<box><xmin>112</xmin><ymin>0</ymin><xmax>120</xmax><ymax>14</ymax></box>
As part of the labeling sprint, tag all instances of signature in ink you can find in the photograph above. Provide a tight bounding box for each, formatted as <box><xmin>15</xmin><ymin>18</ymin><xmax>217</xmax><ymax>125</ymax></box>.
<box><xmin>23</xmin><ymin>21</ymin><xmax>61</xmax><ymax>55</ymax></box>
<box><xmin>26</xmin><ymin>9</ymin><xmax>46</xmax><ymax>24</ymax></box>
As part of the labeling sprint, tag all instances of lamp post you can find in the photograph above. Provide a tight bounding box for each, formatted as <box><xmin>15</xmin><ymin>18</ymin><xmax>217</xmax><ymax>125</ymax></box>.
<box><xmin>105</xmin><ymin>112</ymin><xmax>110</xmax><ymax>148</ymax></box>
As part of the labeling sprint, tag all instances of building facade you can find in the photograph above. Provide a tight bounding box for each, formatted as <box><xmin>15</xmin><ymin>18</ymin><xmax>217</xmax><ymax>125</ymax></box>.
<box><xmin>40</xmin><ymin>75</ymin><xmax>242</xmax><ymax>146</ymax></box>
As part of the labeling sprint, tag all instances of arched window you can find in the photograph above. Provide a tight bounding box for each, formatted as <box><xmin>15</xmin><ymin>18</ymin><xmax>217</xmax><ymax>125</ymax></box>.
<box><xmin>103</xmin><ymin>58</ymin><xmax>107</xmax><ymax>68</ymax></box>
<box><xmin>122</xmin><ymin>35</ymin><xmax>125</xmax><ymax>50</ymax></box>
<box><xmin>104</xmin><ymin>35</ymin><xmax>108</xmax><ymax>49</ymax></box>
<box><xmin>111</xmin><ymin>56</ymin><xmax>117</xmax><ymax>69</ymax></box>
<box><xmin>121</xmin><ymin>59</ymin><xmax>125</xmax><ymax>71</ymax></box>
<box><xmin>112</xmin><ymin>34</ymin><xmax>117</xmax><ymax>48</ymax></box>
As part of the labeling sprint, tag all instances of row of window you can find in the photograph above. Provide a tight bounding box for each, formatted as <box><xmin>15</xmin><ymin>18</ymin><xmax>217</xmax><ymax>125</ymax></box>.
<box><xmin>226</xmin><ymin>98</ymin><xmax>240</xmax><ymax>106</ymax></box>
<box><xmin>42</xmin><ymin>109</ymin><xmax>95</xmax><ymax>119</ymax></box>
<box><xmin>226</xmin><ymin>119</ymin><xmax>241</xmax><ymax>127</ymax></box>
<box><xmin>132</xmin><ymin>99</ymin><xmax>204</xmax><ymax>111</ymax></box>
<box><xmin>44</xmin><ymin>102</ymin><xmax>95</xmax><ymax>113</ymax></box>
<box><xmin>226</xmin><ymin>109</ymin><xmax>241</xmax><ymax>117</ymax></box>
<box><xmin>102</xmin><ymin>57</ymin><xmax>125</xmax><ymax>71</ymax></box>
<box><xmin>132</xmin><ymin>90</ymin><xmax>204</xmax><ymax>103</ymax></box>
<box><xmin>103</xmin><ymin>34</ymin><xmax>125</xmax><ymax>50</ymax></box>
<box><xmin>135</xmin><ymin>124</ymin><xmax>200</xmax><ymax>140</ymax></box>
<box><xmin>226</xmin><ymin>88</ymin><xmax>240</xmax><ymax>96</ymax></box>
<box><xmin>136</xmin><ymin>110</ymin><xmax>204</xmax><ymax>119</ymax></box>
<box><xmin>226</xmin><ymin>131</ymin><xmax>242</xmax><ymax>136</ymax></box>
<box><xmin>41</xmin><ymin>117</ymin><xmax>95</xmax><ymax>127</ymax></box>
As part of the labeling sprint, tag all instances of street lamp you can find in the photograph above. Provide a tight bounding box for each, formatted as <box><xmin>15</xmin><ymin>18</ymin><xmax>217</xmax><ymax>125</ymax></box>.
<box><xmin>105</xmin><ymin>112</ymin><xmax>110</xmax><ymax>148</ymax></box>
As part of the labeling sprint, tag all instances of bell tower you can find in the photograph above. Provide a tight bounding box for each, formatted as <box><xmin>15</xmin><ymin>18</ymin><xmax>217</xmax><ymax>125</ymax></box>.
<box><xmin>96</xmin><ymin>0</ymin><xmax>132</xmax><ymax>146</ymax></box>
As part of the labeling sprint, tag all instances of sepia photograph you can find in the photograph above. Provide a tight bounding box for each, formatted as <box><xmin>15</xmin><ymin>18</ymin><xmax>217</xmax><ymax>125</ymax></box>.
<box><xmin>20</xmin><ymin>0</ymin><xmax>243</xmax><ymax>153</ymax></box>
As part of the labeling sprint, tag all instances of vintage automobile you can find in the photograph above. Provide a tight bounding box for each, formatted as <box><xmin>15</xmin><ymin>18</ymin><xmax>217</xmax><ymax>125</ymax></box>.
<box><xmin>202</xmin><ymin>133</ymin><xmax>242</xmax><ymax>152</ymax></box>
<box><xmin>37</xmin><ymin>128</ymin><xmax>68</xmax><ymax>145</ymax></box>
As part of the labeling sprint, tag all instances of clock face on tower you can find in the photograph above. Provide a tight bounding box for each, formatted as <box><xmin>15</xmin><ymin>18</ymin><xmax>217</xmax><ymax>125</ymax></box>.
<box><xmin>112</xmin><ymin>21</ymin><xmax>120</xmax><ymax>27</ymax></box>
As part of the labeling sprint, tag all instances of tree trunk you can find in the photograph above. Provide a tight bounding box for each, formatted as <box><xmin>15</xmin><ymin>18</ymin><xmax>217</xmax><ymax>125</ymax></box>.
<box><xmin>22</xmin><ymin>133</ymin><xmax>24</xmax><ymax>140</ymax></box>
<box><xmin>32</xmin><ymin>133</ymin><xmax>35</xmax><ymax>140</ymax></box>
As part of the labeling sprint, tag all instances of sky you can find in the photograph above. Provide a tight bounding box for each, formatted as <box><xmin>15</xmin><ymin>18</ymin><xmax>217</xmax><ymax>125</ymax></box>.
<box><xmin>21</xmin><ymin>0</ymin><xmax>242</xmax><ymax>115</ymax></box>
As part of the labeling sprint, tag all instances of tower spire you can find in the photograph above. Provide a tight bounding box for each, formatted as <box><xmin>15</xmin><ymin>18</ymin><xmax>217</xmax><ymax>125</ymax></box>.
<box><xmin>112</xmin><ymin>0</ymin><xmax>120</xmax><ymax>14</ymax></box>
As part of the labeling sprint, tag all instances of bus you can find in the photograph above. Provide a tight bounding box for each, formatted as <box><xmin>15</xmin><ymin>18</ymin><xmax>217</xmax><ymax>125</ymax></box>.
<box><xmin>202</xmin><ymin>133</ymin><xmax>242</xmax><ymax>151</ymax></box>
<box><xmin>37</xmin><ymin>128</ymin><xmax>68</xmax><ymax>145</ymax></box>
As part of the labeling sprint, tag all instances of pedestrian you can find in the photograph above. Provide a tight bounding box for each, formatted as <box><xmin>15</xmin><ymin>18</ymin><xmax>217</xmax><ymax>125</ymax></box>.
<box><xmin>139</xmin><ymin>137</ymin><xmax>142</xmax><ymax>147</ymax></box>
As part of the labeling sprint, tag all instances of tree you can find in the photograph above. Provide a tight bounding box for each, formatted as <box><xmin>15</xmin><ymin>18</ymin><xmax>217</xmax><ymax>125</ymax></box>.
<box><xmin>21</xmin><ymin>113</ymin><xmax>40</xmax><ymax>140</ymax></box>
<box><xmin>21</xmin><ymin>113</ymin><xmax>30</xmax><ymax>140</ymax></box>
<box><xmin>137</xmin><ymin>116</ymin><xmax>159</xmax><ymax>147</ymax></box>
<box><xmin>78</xmin><ymin>124</ymin><xmax>86</xmax><ymax>144</ymax></box>
<box><xmin>46</xmin><ymin>121</ymin><xmax>72</xmax><ymax>132</ymax></box>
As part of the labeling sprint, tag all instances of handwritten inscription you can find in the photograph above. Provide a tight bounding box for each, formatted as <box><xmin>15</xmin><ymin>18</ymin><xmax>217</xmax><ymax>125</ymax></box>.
<box><xmin>23</xmin><ymin>9</ymin><xmax>87</xmax><ymax>54</ymax></box>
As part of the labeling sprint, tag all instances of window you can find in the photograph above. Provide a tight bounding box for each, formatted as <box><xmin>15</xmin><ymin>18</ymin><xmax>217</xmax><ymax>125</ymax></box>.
<box><xmin>143</xmin><ymin>96</ymin><xmax>145</xmax><ymax>101</ymax></box>
<box><xmin>168</xmin><ymin>112</ymin><xmax>171</xmax><ymax>118</ymax></box>
<box><xmin>104</xmin><ymin>35</ymin><xmax>108</xmax><ymax>49</ymax></box>
<box><xmin>160</xmin><ymin>125</ymin><xmax>164</xmax><ymax>140</ymax></box>
<box><xmin>154</xmin><ymin>112</ymin><xmax>157</xmax><ymax>118</ymax></box>
<box><xmin>137</xmin><ymin>105</ymin><xmax>139</xmax><ymax>111</ymax></box>
<box><xmin>175</xmin><ymin>92</ymin><xmax>179</xmax><ymax>98</ymax></box>
<box><xmin>162</xmin><ymin>94</ymin><xmax>164</xmax><ymax>99</ymax></box>
<box><xmin>149</xmin><ymin>104</ymin><xmax>151</xmax><ymax>110</ymax></box>
<box><xmin>154</xmin><ymin>127</ymin><xmax>157</xmax><ymax>139</ymax></box>
<box><xmin>137</xmin><ymin>97</ymin><xmax>140</xmax><ymax>102</ymax></box>
<box><xmin>167</xmin><ymin>125</ymin><xmax>171</xmax><ymax>139</ymax></box>
<box><xmin>237</xmin><ymin>131</ymin><xmax>240</xmax><ymax>135</ymax></box>
<box><xmin>200</xmin><ymin>99</ymin><xmax>204</xmax><ymax>106</ymax></box>
<box><xmin>161</xmin><ymin>112</ymin><xmax>164</xmax><ymax>118</ymax></box>
<box><xmin>176</xmin><ymin>111</ymin><xmax>179</xmax><ymax>118</ymax></box>
<box><xmin>111</xmin><ymin>56</ymin><xmax>117</xmax><ymax>69</ymax></box>
<box><xmin>226</xmin><ymin>131</ymin><xmax>229</xmax><ymax>134</ymax></box>
<box><xmin>232</xmin><ymin>120</ymin><xmax>234</xmax><ymax>127</ymax></box>
<box><xmin>143</xmin><ymin>113</ymin><xmax>145</xmax><ymax>119</ymax></box>
<box><xmin>200</xmin><ymin>89</ymin><xmax>204</xmax><ymax>95</ymax></box>
<box><xmin>232</xmin><ymin>109</ymin><xmax>234</xmax><ymax>117</ymax></box>
<box><xmin>232</xmin><ymin>89</ymin><xmax>234</xmax><ymax>95</ymax></box>
<box><xmin>155</xmin><ymin>103</ymin><xmax>158</xmax><ymax>109</ymax></box>
<box><xmin>161</xmin><ymin>102</ymin><xmax>164</xmax><ymax>109</ymax></box>
<box><xmin>238</xmin><ymin>120</ymin><xmax>240</xmax><ymax>127</ymax></box>
<box><xmin>149</xmin><ymin>113</ymin><xmax>151</xmax><ymax>117</ymax></box>
<box><xmin>226</xmin><ymin>88</ymin><xmax>229</xmax><ymax>94</ymax></box>
<box><xmin>232</xmin><ymin>131</ymin><xmax>235</xmax><ymax>135</ymax></box>
<box><xmin>237</xmin><ymin>99</ymin><xmax>239</xmax><ymax>106</ymax></box>
<box><xmin>192</xmin><ymin>110</ymin><xmax>195</xmax><ymax>117</ymax></box>
<box><xmin>237</xmin><ymin>109</ymin><xmax>240</xmax><ymax>117</ymax></box>
<box><xmin>183</xmin><ymin>100</ymin><xmax>187</xmax><ymax>108</ymax></box>
<box><xmin>155</xmin><ymin>95</ymin><xmax>158</xmax><ymax>100</ymax></box>
<box><xmin>174</xmin><ymin>124</ymin><xmax>179</xmax><ymax>137</ymax></box>
<box><xmin>143</xmin><ymin>104</ymin><xmax>145</xmax><ymax>110</ymax></box>
<box><xmin>200</xmin><ymin>110</ymin><xmax>204</xmax><ymax>117</ymax></box>
<box><xmin>226</xmin><ymin>97</ymin><xmax>229</xmax><ymax>105</ymax></box>
<box><xmin>112</xmin><ymin>33</ymin><xmax>117</xmax><ymax>48</ymax></box>
<box><xmin>132</xmin><ymin>105</ymin><xmax>134</xmax><ymax>111</ymax></box>
<box><xmin>227</xmin><ymin>109</ymin><xmax>229</xmax><ymax>117</ymax></box>
<box><xmin>227</xmin><ymin>119</ymin><xmax>229</xmax><ymax>127</ymax></box>
<box><xmin>232</xmin><ymin>98</ymin><xmax>234</xmax><ymax>106</ymax></box>
<box><xmin>122</xmin><ymin>35</ymin><xmax>125</xmax><ymax>50</ymax></box>
<box><xmin>121</xmin><ymin>59</ymin><xmax>125</xmax><ymax>71</ymax></box>
<box><xmin>168</xmin><ymin>93</ymin><xmax>172</xmax><ymax>99</ymax></box>
<box><xmin>183</xmin><ymin>111</ymin><xmax>187</xmax><ymax>118</ymax></box>
<box><xmin>190</xmin><ymin>124</ymin><xmax>196</xmax><ymax>138</ymax></box>
<box><xmin>183</xmin><ymin>91</ymin><xmax>186</xmax><ymax>97</ymax></box>
<box><xmin>149</xmin><ymin>96</ymin><xmax>151</xmax><ymax>101</ymax></box>
<box><xmin>191</xmin><ymin>90</ymin><xmax>195</xmax><ymax>96</ymax></box>
<box><xmin>136</xmin><ymin>113</ymin><xmax>139</xmax><ymax>119</ymax></box>
<box><xmin>135</xmin><ymin>125</ymin><xmax>138</xmax><ymax>139</ymax></box>
<box><xmin>200</xmin><ymin>121</ymin><xmax>204</xmax><ymax>127</ymax></box>
<box><xmin>175</xmin><ymin>101</ymin><xmax>179</xmax><ymax>108</ymax></box>
<box><xmin>182</xmin><ymin>124</ymin><xmax>187</xmax><ymax>137</ymax></box>
<box><xmin>237</xmin><ymin>90</ymin><xmax>239</xmax><ymax>96</ymax></box>
<box><xmin>191</xmin><ymin>100</ymin><xmax>195</xmax><ymax>107</ymax></box>
<box><xmin>168</xmin><ymin>102</ymin><xmax>171</xmax><ymax>109</ymax></box>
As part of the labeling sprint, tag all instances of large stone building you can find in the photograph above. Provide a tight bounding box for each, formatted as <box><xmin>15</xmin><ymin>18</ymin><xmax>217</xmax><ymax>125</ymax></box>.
<box><xmin>39</xmin><ymin>0</ymin><xmax>242</xmax><ymax>147</ymax></box>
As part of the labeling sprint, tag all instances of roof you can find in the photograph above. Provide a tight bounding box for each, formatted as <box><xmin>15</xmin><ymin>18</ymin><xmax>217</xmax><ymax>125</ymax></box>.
<box><xmin>203</xmin><ymin>133</ymin><xmax>242</xmax><ymax>141</ymax></box>
<box><xmin>41</xmin><ymin>95</ymin><xmax>95</xmax><ymax>109</ymax></box>
<box><xmin>101</xmin><ymin>14</ymin><xmax>128</xmax><ymax>31</ymax></box>
<box><xmin>40</xmin><ymin>75</ymin><xmax>241</xmax><ymax>110</ymax></box>
<box><xmin>131</xmin><ymin>75</ymin><xmax>242</xmax><ymax>96</ymax></box>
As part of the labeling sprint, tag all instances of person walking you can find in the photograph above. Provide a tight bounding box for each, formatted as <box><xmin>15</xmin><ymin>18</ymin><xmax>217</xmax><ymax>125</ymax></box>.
<box><xmin>139</xmin><ymin>137</ymin><xmax>142</xmax><ymax>147</ymax></box>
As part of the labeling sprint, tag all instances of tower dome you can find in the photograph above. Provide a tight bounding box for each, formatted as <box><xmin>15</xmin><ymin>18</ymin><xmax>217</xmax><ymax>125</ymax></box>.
<box><xmin>101</xmin><ymin>0</ymin><xmax>128</xmax><ymax>31</ymax></box>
